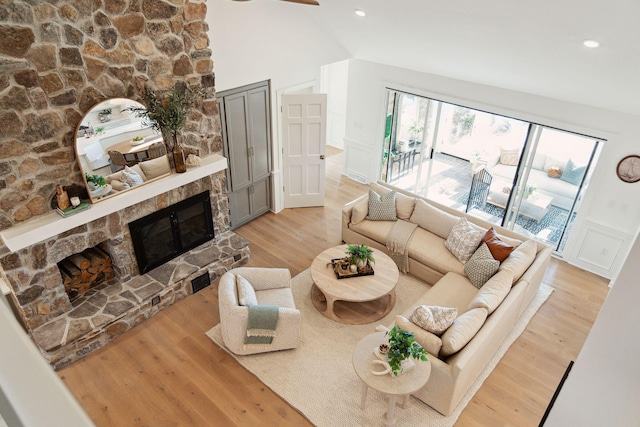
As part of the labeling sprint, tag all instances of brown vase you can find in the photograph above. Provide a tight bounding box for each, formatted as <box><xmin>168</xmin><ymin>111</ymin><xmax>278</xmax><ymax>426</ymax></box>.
<box><xmin>173</xmin><ymin>144</ymin><xmax>187</xmax><ymax>173</ymax></box>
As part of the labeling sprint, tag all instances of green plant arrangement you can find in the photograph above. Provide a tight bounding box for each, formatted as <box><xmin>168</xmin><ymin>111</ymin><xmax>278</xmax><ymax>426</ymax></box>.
<box><xmin>386</xmin><ymin>325</ymin><xmax>428</xmax><ymax>376</ymax></box>
<box><xmin>523</xmin><ymin>184</ymin><xmax>537</xmax><ymax>199</ymax></box>
<box><xmin>123</xmin><ymin>83</ymin><xmax>207</xmax><ymax>173</ymax></box>
<box><xmin>346</xmin><ymin>244</ymin><xmax>375</xmax><ymax>267</ymax></box>
<box><xmin>85</xmin><ymin>173</ymin><xmax>106</xmax><ymax>187</ymax></box>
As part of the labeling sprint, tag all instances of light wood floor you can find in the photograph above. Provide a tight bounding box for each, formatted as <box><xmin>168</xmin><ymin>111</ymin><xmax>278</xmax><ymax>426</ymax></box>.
<box><xmin>59</xmin><ymin>147</ymin><xmax>610</xmax><ymax>426</ymax></box>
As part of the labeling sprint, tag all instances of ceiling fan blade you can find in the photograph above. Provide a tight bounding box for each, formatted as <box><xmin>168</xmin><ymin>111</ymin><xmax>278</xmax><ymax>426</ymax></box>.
<box><xmin>281</xmin><ymin>0</ymin><xmax>320</xmax><ymax>5</ymax></box>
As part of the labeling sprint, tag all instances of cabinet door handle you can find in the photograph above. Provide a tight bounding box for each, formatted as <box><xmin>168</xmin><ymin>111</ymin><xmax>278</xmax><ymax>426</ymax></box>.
<box><xmin>320</xmin><ymin>155</ymin><xmax>325</xmax><ymax>160</ymax></box>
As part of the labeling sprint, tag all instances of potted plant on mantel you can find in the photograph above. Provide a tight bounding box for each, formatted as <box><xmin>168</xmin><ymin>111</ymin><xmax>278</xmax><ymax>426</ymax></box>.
<box><xmin>346</xmin><ymin>244</ymin><xmax>375</xmax><ymax>272</ymax></box>
<box><xmin>124</xmin><ymin>83</ymin><xmax>206</xmax><ymax>173</ymax></box>
<box><xmin>386</xmin><ymin>325</ymin><xmax>428</xmax><ymax>376</ymax></box>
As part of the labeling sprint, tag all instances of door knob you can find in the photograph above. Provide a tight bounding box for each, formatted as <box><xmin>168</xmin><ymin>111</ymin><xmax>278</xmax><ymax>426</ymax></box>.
<box><xmin>320</xmin><ymin>155</ymin><xmax>325</xmax><ymax>160</ymax></box>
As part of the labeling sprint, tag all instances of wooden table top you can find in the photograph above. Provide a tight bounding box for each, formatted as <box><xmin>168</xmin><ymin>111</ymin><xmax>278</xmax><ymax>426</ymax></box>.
<box><xmin>107</xmin><ymin>135</ymin><xmax>163</xmax><ymax>155</ymax></box>
<box><xmin>310</xmin><ymin>245</ymin><xmax>399</xmax><ymax>303</ymax></box>
<box><xmin>352</xmin><ymin>332</ymin><xmax>431</xmax><ymax>396</ymax></box>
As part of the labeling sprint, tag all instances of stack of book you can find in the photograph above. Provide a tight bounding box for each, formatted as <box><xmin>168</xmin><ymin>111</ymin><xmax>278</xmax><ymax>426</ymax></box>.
<box><xmin>56</xmin><ymin>201</ymin><xmax>91</xmax><ymax>217</ymax></box>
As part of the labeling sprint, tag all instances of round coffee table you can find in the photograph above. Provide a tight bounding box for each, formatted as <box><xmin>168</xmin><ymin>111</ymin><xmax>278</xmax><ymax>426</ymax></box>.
<box><xmin>353</xmin><ymin>332</ymin><xmax>431</xmax><ymax>426</ymax></box>
<box><xmin>310</xmin><ymin>245</ymin><xmax>399</xmax><ymax>325</ymax></box>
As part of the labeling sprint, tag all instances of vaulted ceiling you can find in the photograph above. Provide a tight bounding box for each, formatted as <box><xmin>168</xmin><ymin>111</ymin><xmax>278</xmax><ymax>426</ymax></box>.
<box><xmin>290</xmin><ymin>0</ymin><xmax>639</xmax><ymax>116</ymax></box>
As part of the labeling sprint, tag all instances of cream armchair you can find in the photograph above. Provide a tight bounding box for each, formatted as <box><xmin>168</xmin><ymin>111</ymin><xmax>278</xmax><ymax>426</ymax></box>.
<box><xmin>218</xmin><ymin>267</ymin><xmax>301</xmax><ymax>355</ymax></box>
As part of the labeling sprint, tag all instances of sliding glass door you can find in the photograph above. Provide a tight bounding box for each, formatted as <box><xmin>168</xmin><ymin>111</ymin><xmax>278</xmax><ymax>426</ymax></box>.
<box><xmin>381</xmin><ymin>89</ymin><xmax>602</xmax><ymax>253</ymax></box>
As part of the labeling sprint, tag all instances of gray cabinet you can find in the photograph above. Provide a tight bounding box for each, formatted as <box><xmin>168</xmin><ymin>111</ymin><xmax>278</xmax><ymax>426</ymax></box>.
<box><xmin>219</xmin><ymin>81</ymin><xmax>272</xmax><ymax>229</ymax></box>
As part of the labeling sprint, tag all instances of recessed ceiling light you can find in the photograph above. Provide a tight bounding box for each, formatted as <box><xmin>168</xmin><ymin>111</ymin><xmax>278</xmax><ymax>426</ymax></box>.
<box><xmin>583</xmin><ymin>39</ymin><xmax>600</xmax><ymax>48</ymax></box>
<box><xmin>354</xmin><ymin>9</ymin><xmax>366</xmax><ymax>17</ymax></box>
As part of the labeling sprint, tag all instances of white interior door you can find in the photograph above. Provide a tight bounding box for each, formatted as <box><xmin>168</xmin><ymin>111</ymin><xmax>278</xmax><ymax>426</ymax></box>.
<box><xmin>282</xmin><ymin>94</ymin><xmax>327</xmax><ymax>208</ymax></box>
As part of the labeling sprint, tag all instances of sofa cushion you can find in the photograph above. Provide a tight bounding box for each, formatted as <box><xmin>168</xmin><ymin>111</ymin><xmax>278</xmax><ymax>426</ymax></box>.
<box><xmin>444</xmin><ymin>217</ymin><xmax>486</xmax><ymax>264</ymax></box>
<box><xmin>139</xmin><ymin>155</ymin><xmax>171</xmax><ymax>180</ymax></box>
<box><xmin>395</xmin><ymin>315</ymin><xmax>443</xmax><ymax>357</ymax></box>
<box><xmin>349</xmin><ymin>219</ymin><xmax>395</xmax><ymax>244</ymax></box>
<box><xmin>544</xmin><ymin>155</ymin><xmax>567</xmax><ymax>173</ymax></box>
<box><xmin>464</xmin><ymin>243</ymin><xmax>500</xmax><ymax>288</ymax></box>
<box><xmin>466</xmin><ymin>269</ymin><xmax>514</xmax><ymax>314</ymax></box>
<box><xmin>408</xmin><ymin>272</ymin><xmax>478</xmax><ymax>316</ymax></box>
<box><xmin>499</xmin><ymin>239</ymin><xmax>537</xmax><ymax>283</ymax></box>
<box><xmin>440</xmin><ymin>307</ymin><xmax>488</xmax><ymax>357</ymax></box>
<box><xmin>351</xmin><ymin>197</ymin><xmax>369</xmax><ymax>225</ymax></box>
<box><xmin>366</xmin><ymin>189</ymin><xmax>397</xmax><ymax>221</ymax></box>
<box><xmin>407</xmin><ymin>229</ymin><xmax>465</xmax><ymax>276</ymax></box>
<box><xmin>236</xmin><ymin>275</ymin><xmax>257</xmax><ymax>306</ymax></box>
<box><xmin>256</xmin><ymin>287</ymin><xmax>296</xmax><ymax>309</ymax></box>
<box><xmin>370</xmin><ymin>183</ymin><xmax>416</xmax><ymax>220</ymax></box>
<box><xmin>409</xmin><ymin>305</ymin><xmax>457</xmax><ymax>335</ymax></box>
<box><xmin>481</xmin><ymin>227</ymin><xmax>514</xmax><ymax>262</ymax></box>
<box><xmin>409</xmin><ymin>199</ymin><xmax>459</xmax><ymax>239</ymax></box>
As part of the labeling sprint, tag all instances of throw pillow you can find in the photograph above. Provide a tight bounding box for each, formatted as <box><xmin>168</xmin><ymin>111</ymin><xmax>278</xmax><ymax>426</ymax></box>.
<box><xmin>370</xmin><ymin>183</ymin><xmax>416</xmax><ymax>220</ymax></box>
<box><xmin>444</xmin><ymin>217</ymin><xmax>486</xmax><ymax>263</ymax></box>
<box><xmin>481</xmin><ymin>227</ymin><xmax>514</xmax><ymax>262</ymax></box>
<box><xmin>409</xmin><ymin>305</ymin><xmax>457</xmax><ymax>335</ymax></box>
<box><xmin>110</xmin><ymin>179</ymin><xmax>130</xmax><ymax>192</ymax></box>
<box><xmin>464</xmin><ymin>243</ymin><xmax>500</xmax><ymax>288</ymax></box>
<box><xmin>466</xmin><ymin>269</ymin><xmax>514</xmax><ymax>314</ymax></box>
<box><xmin>366</xmin><ymin>189</ymin><xmax>397</xmax><ymax>221</ymax></box>
<box><xmin>499</xmin><ymin>239</ymin><xmax>537</xmax><ymax>283</ymax></box>
<box><xmin>351</xmin><ymin>197</ymin><xmax>369</xmax><ymax>225</ymax></box>
<box><xmin>236</xmin><ymin>275</ymin><xmax>257</xmax><ymax>306</ymax></box>
<box><xmin>499</xmin><ymin>147</ymin><xmax>519</xmax><ymax>166</ymax></box>
<box><xmin>440</xmin><ymin>308</ymin><xmax>488</xmax><ymax>357</ymax></box>
<box><xmin>121</xmin><ymin>166</ymin><xmax>144</xmax><ymax>187</ymax></box>
<box><xmin>560</xmin><ymin>159</ymin><xmax>587</xmax><ymax>186</ymax></box>
<box><xmin>547</xmin><ymin>166</ymin><xmax>562</xmax><ymax>178</ymax></box>
<box><xmin>395</xmin><ymin>315</ymin><xmax>443</xmax><ymax>357</ymax></box>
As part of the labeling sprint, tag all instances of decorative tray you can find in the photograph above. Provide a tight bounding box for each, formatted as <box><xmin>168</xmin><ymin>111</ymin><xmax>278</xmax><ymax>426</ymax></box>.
<box><xmin>330</xmin><ymin>257</ymin><xmax>374</xmax><ymax>279</ymax></box>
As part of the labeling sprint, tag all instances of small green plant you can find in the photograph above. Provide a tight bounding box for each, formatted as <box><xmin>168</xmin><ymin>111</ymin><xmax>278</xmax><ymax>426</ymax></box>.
<box><xmin>85</xmin><ymin>173</ymin><xmax>106</xmax><ymax>187</ymax></box>
<box><xmin>132</xmin><ymin>136</ymin><xmax>144</xmax><ymax>142</ymax></box>
<box><xmin>523</xmin><ymin>184</ymin><xmax>537</xmax><ymax>199</ymax></box>
<box><xmin>346</xmin><ymin>244</ymin><xmax>374</xmax><ymax>266</ymax></box>
<box><xmin>95</xmin><ymin>126</ymin><xmax>105</xmax><ymax>133</ymax></box>
<box><xmin>386</xmin><ymin>325</ymin><xmax>428</xmax><ymax>376</ymax></box>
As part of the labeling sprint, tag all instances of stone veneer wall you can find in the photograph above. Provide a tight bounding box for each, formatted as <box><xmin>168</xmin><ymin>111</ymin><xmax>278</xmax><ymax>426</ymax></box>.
<box><xmin>0</xmin><ymin>1</ymin><xmax>249</xmax><ymax>367</ymax></box>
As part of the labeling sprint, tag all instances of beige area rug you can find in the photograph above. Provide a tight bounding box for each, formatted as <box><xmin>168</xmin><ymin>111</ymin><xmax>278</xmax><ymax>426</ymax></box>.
<box><xmin>206</xmin><ymin>269</ymin><xmax>553</xmax><ymax>426</ymax></box>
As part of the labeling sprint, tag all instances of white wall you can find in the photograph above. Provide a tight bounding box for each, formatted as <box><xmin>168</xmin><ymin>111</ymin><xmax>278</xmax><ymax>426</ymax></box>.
<box><xmin>545</xmin><ymin>228</ymin><xmax>640</xmax><ymax>426</ymax></box>
<box><xmin>342</xmin><ymin>59</ymin><xmax>640</xmax><ymax>279</ymax></box>
<box><xmin>321</xmin><ymin>60</ymin><xmax>349</xmax><ymax>149</ymax></box>
<box><xmin>206</xmin><ymin>0</ymin><xmax>351</xmax><ymax>212</ymax></box>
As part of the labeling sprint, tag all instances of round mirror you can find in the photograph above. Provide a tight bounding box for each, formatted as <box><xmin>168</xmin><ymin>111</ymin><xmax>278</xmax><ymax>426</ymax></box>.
<box><xmin>75</xmin><ymin>98</ymin><xmax>169</xmax><ymax>203</ymax></box>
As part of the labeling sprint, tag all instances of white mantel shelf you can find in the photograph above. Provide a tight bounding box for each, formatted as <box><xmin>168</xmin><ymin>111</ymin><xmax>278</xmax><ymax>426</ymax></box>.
<box><xmin>1</xmin><ymin>154</ymin><xmax>228</xmax><ymax>253</ymax></box>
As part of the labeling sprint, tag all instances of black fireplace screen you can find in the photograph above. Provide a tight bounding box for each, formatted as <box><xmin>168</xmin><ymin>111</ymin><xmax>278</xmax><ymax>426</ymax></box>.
<box><xmin>129</xmin><ymin>190</ymin><xmax>214</xmax><ymax>274</ymax></box>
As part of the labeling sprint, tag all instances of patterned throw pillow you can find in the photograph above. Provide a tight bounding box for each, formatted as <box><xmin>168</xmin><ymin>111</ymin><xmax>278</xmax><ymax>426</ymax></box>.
<box><xmin>366</xmin><ymin>189</ymin><xmax>397</xmax><ymax>221</ymax></box>
<box><xmin>444</xmin><ymin>217</ymin><xmax>485</xmax><ymax>263</ymax></box>
<box><xmin>409</xmin><ymin>305</ymin><xmax>457</xmax><ymax>335</ymax></box>
<box><xmin>499</xmin><ymin>147</ymin><xmax>519</xmax><ymax>166</ymax></box>
<box><xmin>121</xmin><ymin>166</ymin><xmax>144</xmax><ymax>187</ymax></box>
<box><xmin>465</xmin><ymin>243</ymin><xmax>501</xmax><ymax>288</ymax></box>
<box><xmin>560</xmin><ymin>159</ymin><xmax>587</xmax><ymax>185</ymax></box>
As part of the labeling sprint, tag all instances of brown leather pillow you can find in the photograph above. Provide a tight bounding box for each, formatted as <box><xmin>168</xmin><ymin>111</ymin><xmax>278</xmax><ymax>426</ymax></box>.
<box><xmin>547</xmin><ymin>166</ymin><xmax>562</xmax><ymax>178</ymax></box>
<box><xmin>481</xmin><ymin>228</ymin><xmax>514</xmax><ymax>262</ymax></box>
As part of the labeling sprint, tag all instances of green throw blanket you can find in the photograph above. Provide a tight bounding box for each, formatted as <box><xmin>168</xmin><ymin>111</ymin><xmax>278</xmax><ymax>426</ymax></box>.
<box><xmin>244</xmin><ymin>305</ymin><xmax>280</xmax><ymax>348</ymax></box>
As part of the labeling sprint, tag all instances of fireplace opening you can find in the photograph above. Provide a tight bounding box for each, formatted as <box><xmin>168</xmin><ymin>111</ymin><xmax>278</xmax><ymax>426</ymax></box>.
<box><xmin>58</xmin><ymin>246</ymin><xmax>114</xmax><ymax>300</ymax></box>
<box><xmin>129</xmin><ymin>190</ymin><xmax>215</xmax><ymax>274</ymax></box>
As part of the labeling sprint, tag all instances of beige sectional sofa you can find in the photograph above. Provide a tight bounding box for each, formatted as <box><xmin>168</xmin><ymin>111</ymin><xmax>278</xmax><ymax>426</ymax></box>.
<box><xmin>342</xmin><ymin>182</ymin><xmax>553</xmax><ymax>416</ymax></box>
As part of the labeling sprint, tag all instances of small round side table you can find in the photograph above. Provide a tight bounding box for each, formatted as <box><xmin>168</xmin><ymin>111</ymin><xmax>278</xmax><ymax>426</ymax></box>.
<box><xmin>352</xmin><ymin>332</ymin><xmax>431</xmax><ymax>426</ymax></box>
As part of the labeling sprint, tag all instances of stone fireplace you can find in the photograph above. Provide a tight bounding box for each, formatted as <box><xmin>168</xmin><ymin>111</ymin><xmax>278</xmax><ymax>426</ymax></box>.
<box><xmin>0</xmin><ymin>1</ymin><xmax>252</xmax><ymax>368</ymax></box>
<box><xmin>2</xmin><ymin>167</ymin><xmax>250</xmax><ymax>369</ymax></box>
